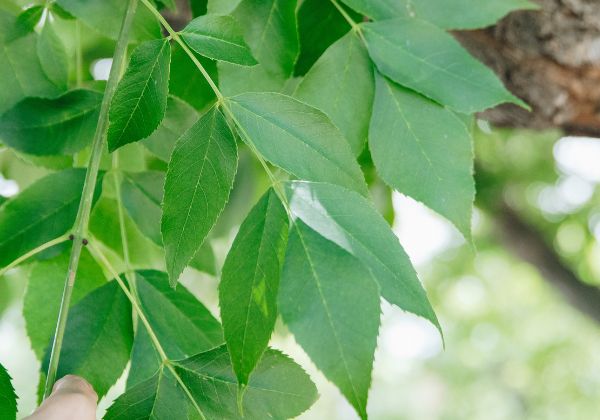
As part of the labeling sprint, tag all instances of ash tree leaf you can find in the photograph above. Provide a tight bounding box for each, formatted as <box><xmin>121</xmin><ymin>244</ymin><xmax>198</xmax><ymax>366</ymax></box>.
<box><xmin>55</xmin><ymin>0</ymin><xmax>160</xmax><ymax>42</ymax></box>
<box><xmin>295</xmin><ymin>0</ymin><xmax>355</xmax><ymax>76</ymax></box>
<box><xmin>173</xmin><ymin>345</ymin><xmax>318</xmax><ymax>419</ymax></box>
<box><xmin>141</xmin><ymin>96</ymin><xmax>199</xmax><ymax>161</ymax></box>
<box><xmin>42</xmin><ymin>281</ymin><xmax>133</xmax><ymax>399</ymax></box>
<box><xmin>340</xmin><ymin>0</ymin><xmax>537</xmax><ymax>29</ymax></box>
<box><xmin>37</xmin><ymin>20</ymin><xmax>68</xmax><ymax>90</ymax></box>
<box><xmin>107</xmin><ymin>39</ymin><xmax>171</xmax><ymax>152</ymax></box>
<box><xmin>233</xmin><ymin>0</ymin><xmax>298</xmax><ymax>76</ymax></box>
<box><xmin>23</xmin><ymin>250</ymin><xmax>105</xmax><ymax>359</ymax></box>
<box><xmin>361</xmin><ymin>18</ymin><xmax>526</xmax><ymax>113</ymax></box>
<box><xmin>284</xmin><ymin>181</ymin><xmax>440</xmax><ymax>331</ymax></box>
<box><xmin>181</xmin><ymin>14</ymin><xmax>257</xmax><ymax>66</ymax></box>
<box><xmin>279</xmin><ymin>221</ymin><xmax>380</xmax><ymax>419</ymax></box>
<box><xmin>128</xmin><ymin>270</ymin><xmax>223</xmax><ymax>387</ymax></box>
<box><xmin>219</xmin><ymin>189</ymin><xmax>288</xmax><ymax>386</ymax></box>
<box><xmin>295</xmin><ymin>33</ymin><xmax>374</xmax><ymax>155</ymax></box>
<box><xmin>370</xmin><ymin>75</ymin><xmax>475</xmax><ymax>238</ymax></box>
<box><xmin>162</xmin><ymin>107</ymin><xmax>238</xmax><ymax>286</ymax></box>
<box><xmin>121</xmin><ymin>171</ymin><xmax>165</xmax><ymax>246</ymax></box>
<box><xmin>0</xmin><ymin>169</ymin><xmax>103</xmax><ymax>269</ymax></box>
<box><xmin>227</xmin><ymin>92</ymin><xmax>368</xmax><ymax>195</ymax></box>
<box><xmin>0</xmin><ymin>362</ymin><xmax>17</xmax><ymax>420</ymax></box>
<box><xmin>0</xmin><ymin>89</ymin><xmax>102</xmax><ymax>156</ymax></box>
<box><xmin>106</xmin><ymin>368</ymin><xmax>196</xmax><ymax>420</ymax></box>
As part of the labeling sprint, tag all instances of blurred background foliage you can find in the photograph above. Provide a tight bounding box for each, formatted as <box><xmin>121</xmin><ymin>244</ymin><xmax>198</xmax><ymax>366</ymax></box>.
<box><xmin>1</xmin><ymin>0</ymin><xmax>599</xmax><ymax>418</ymax></box>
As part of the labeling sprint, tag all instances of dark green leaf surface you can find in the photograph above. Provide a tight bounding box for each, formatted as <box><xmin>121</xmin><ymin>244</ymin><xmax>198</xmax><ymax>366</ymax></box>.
<box><xmin>181</xmin><ymin>15</ymin><xmax>257</xmax><ymax>66</ymax></box>
<box><xmin>142</xmin><ymin>96</ymin><xmax>199</xmax><ymax>161</ymax></box>
<box><xmin>174</xmin><ymin>345</ymin><xmax>318</xmax><ymax>419</ymax></box>
<box><xmin>162</xmin><ymin>107</ymin><xmax>237</xmax><ymax>286</ymax></box>
<box><xmin>284</xmin><ymin>181</ymin><xmax>439</xmax><ymax>330</ymax></box>
<box><xmin>0</xmin><ymin>169</ymin><xmax>103</xmax><ymax>269</ymax></box>
<box><xmin>23</xmin><ymin>250</ymin><xmax>105</xmax><ymax>359</ymax></box>
<box><xmin>121</xmin><ymin>171</ymin><xmax>165</xmax><ymax>246</ymax></box>
<box><xmin>169</xmin><ymin>45</ymin><xmax>217</xmax><ymax>110</ymax></box>
<box><xmin>361</xmin><ymin>18</ymin><xmax>525</xmax><ymax>113</ymax></box>
<box><xmin>55</xmin><ymin>0</ymin><xmax>160</xmax><ymax>42</ymax></box>
<box><xmin>107</xmin><ymin>368</ymin><xmax>195</xmax><ymax>420</ymax></box>
<box><xmin>295</xmin><ymin>33</ymin><xmax>374</xmax><ymax>155</ymax></box>
<box><xmin>233</xmin><ymin>0</ymin><xmax>298</xmax><ymax>76</ymax></box>
<box><xmin>295</xmin><ymin>0</ymin><xmax>354</xmax><ymax>76</ymax></box>
<box><xmin>37</xmin><ymin>21</ymin><xmax>68</xmax><ymax>90</ymax></box>
<box><xmin>341</xmin><ymin>0</ymin><xmax>537</xmax><ymax>29</ymax></box>
<box><xmin>219</xmin><ymin>189</ymin><xmax>288</xmax><ymax>386</ymax></box>
<box><xmin>370</xmin><ymin>75</ymin><xmax>475</xmax><ymax>238</ymax></box>
<box><xmin>0</xmin><ymin>89</ymin><xmax>102</xmax><ymax>155</ymax></box>
<box><xmin>108</xmin><ymin>39</ymin><xmax>171</xmax><ymax>152</ymax></box>
<box><xmin>0</xmin><ymin>363</ymin><xmax>17</xmax><ymax>420</ymax></box>
<box><xmin>6</xmin><ymin>6</ymin><xmax>43</xmax><ymax>41</ymax></box>
<box><xmin>279</xmin><ymin>221</ymin><xmax>380</xmax><ymax>419</ymax></box>
<box><xmin>227</xmin><ymin>92</ymin><xmax>368</xmax><ymax>194</ymax></box>
<box><xmin>42</xmin><ymin>281</ymin><xmax>133</xmax><ymax>398</ymax></box>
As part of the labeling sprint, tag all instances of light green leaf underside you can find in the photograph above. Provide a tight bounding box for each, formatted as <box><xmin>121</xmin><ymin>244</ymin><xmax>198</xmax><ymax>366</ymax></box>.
<box><xmin>0</xmin><ymin>89</ymin><xmax>102</xmax><ymax>156</ymax></box>
<box><xmin>142</xmin><ymin>96</ymin><xmax>199</xmax><ymax>161</ymax></box>
<box><xmin>174</xmin><ymin>345</ymin><xmax>318</xmax><ymax>419</ymax></box>
<box><xmin>341</xmin><ymin>0</ymin><xmax>537</xmax><ymax>29</ymax></box>
<box><xmin>279</xmin><ymin>221</ymin><xmax>380</xmax><ymax>419</ymax></box>
<box><xmin>284</xmin><ymin>181</ymin><xmax>440</xmax><ymax>330</ymax></box>
<box><xmin>219</xmin><ymin>189</ymin><xmax>288</xmax><ymax>385</ymax></box>
<box><xmin>0</xmin><ymin>362</ymin><xmax>17</xmax><ymax>420</ymax></box>
<box><xmin>233</xmin><ymin>0</ymin><xmax>298</xmax><ymax>76</ymax></box>
<box><xmin>295</xmin><ymin>32</ymin><xmax>374</xmax><ymax>155</ymax></box>
<box><xmin>0</xmin><ymin>169</ymin><xmax>103</xmax><ymax>269</ymax></box>
<box><xmin>227</xmin><ymin>92</ymin><xmax>368</xmax><ymax>195</ymax></box>
<box><xmin>370</xmin><ymin>75</ymin><xmax>475</xmax><ymax>239</ymax></box>
<box><xmin>41</xmin><ymin>281</ymin><xmax>133</xmax><ymax>398</ymax></box>
<box><xmin>108</xmin><ymin>39</ymin><xmax>171</xmax><ymax>152</ymax></box>
<box><xmin>23</xmin><ymin>250</ymin><xmax>106</xmax><ymax>359</ymax></box>
<box><xmin>181</xmin><ymin>14</ymin><xmax>257</xmax><ymax>66</ymax></box>
<box><xmin>361</xmin><ymin>18</ymin><xmax>526</xmax><ymax>113</ymax></box>
<box><xmin>162</xmin><ymin>107</ymin><xmax>238</xmax><ymax>286</ymax></box>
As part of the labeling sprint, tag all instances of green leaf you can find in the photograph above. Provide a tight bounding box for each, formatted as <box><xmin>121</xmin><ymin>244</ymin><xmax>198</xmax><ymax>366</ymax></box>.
<box><xmin>37</xmin><ymin>20</ymin><xmax>68</xmax><ymax>90</ymax></box>
<box><xmin>295</xmin><ymin>33</ymin><xmax>374</xmax><ymax>155</ymax></box>
<box><xmin>0</xmin><ymin>363</ymin><xmax>17</xmax><ymax>420</ymax></box>
<box><xmin>0</xmin><ymin>89</ymin><xmax>102</xmax><ymax>156</ymax></box>
<box><xmin>162</xmin><ymin>107</ymin><xmax>237</xmax><ymax>286</ymax></box>
<box><xmin>227</xmin><ymin>92</ymin><xmax>368</xmax><ymax>194</ymax></box>
<box><xmin>169</xmin><ymin>44</ymin><xmax>217</xmax><ymax>111</ymax></box>
<box><xmin>233</xmin><ymin>0</ymin><xmax>298</xmax><ymax>76</ymax></box>
<box><xmin>189</xmin><ymin>241</ymin><xmax>217</xmax><ymax>276</ymax></box>
<box><xmin>279</xmin><ymin>221</ymin><xmax>380</xmax><ymax>419</ymax></box>
<box><xmin>190</xmin><ymin>0</ymin><xmax>208</xmax><ymax>17</ymax></box>
<box><xmin>0</xmin><ymin>169</ymin><xmax>103</xmax><ymax>269</ymax></box>
<box><xmin>23</xmin><ymin>250</ymin><xmax>106</xmax><ymax>359</ymax></box>
<box><xmin>370</xmin><ymin>75</ymin><xmax>474</xmax><ymax>238</ymax></box>
<box><xmin>107</xmin><ymin>39</ymin><xmax>171</xmax><ymax>152</ymax></box>
<box><xmin>121</xmin><ymin>171</ymin><xmax>164</xmax><ymax>246</ymax></box>
<box><xmin>174</xmin><ymin>345</ymin><xmax>318</xmax><ymax>419</ymax></box>
<box><xmin>107</xmin><ymin>368</ymin><xmax>196</xmax><ymax>420</ymax></box>
<box><xmin>181</xmin><ymin>15</ymin><xmax>257</xmax><ymax>66</ymax></box>
<box><xmin>7</xmin><ymin>6</ymin><xmax>43</xmax><ymax>41</ymax></box>
<box><xmin>128</xmin><ymin>270</ymin><xmax>223</xmax><ymax>387</ymax></box>
<box><xmin>42</xmin><ymin>281</ymin><xmax>133</xmax><ymax>398</ymax></box>
<box><xmin>0</xmin><ymin>12</ymin><xmax>62</xmax><ymax>114</ymax></box>
<box><xmin>142</xmin><ymin>96</ymin><xmax>199</xmax><ymax>161</ymax></box>
<box><xmin>219</xmin><ymin>189</ymin><xmax>288</xmax><ymax>386</ymax></box>
<box><xmin>55</xmin><ymin>0</ymin><xmax>160</xmax><ymax>42</ymax></box>
<box><xmin>217</xmin><ymin>63</ymin><xmax>289</xmax><ymax>96</ymax></box>
<box><xmin>361</xmin><ymin>18</ymin><xmax>525</xmax><ymax>113</ymax></box>
<box><xmin>340</xmin><ymin>0</ymin><xmax>537</xmax><ymax>29</ymax></box>
<box><xmin>295</xmin><ymin>0</ymin><xmax>354</xmax><ymax>76</ymax></box>
<box><xmin>284</xmin><ymin>181</ymin><xmax>439</xmax><ymax>330</ymax></box>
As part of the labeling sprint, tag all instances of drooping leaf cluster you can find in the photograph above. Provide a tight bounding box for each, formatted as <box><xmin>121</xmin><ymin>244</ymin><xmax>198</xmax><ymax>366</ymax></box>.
<box><xmin>0</xmin><ymin>0</ymin><xmax>534</xmax><ymax>418</ymax></box>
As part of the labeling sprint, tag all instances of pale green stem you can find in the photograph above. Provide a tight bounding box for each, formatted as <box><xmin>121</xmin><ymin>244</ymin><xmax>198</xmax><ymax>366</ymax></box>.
<box><xmin>0</xmin><ymin>235</ymin><xmax>69</xmax><ymax>278</ymax></box>
<box><xmin>43</xmin><ymin>0</ymin><xmax>139</xmax><ymax>399</ymax></box>
<box><xmin>87</xmin><ymin>241</ymin><xmax>207</xmax><ymax>420</ymax></box>
<box><xmin>329</xmin><ymin>0</ymin><xmax>366</xmax><ymax>42</ymax></box>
